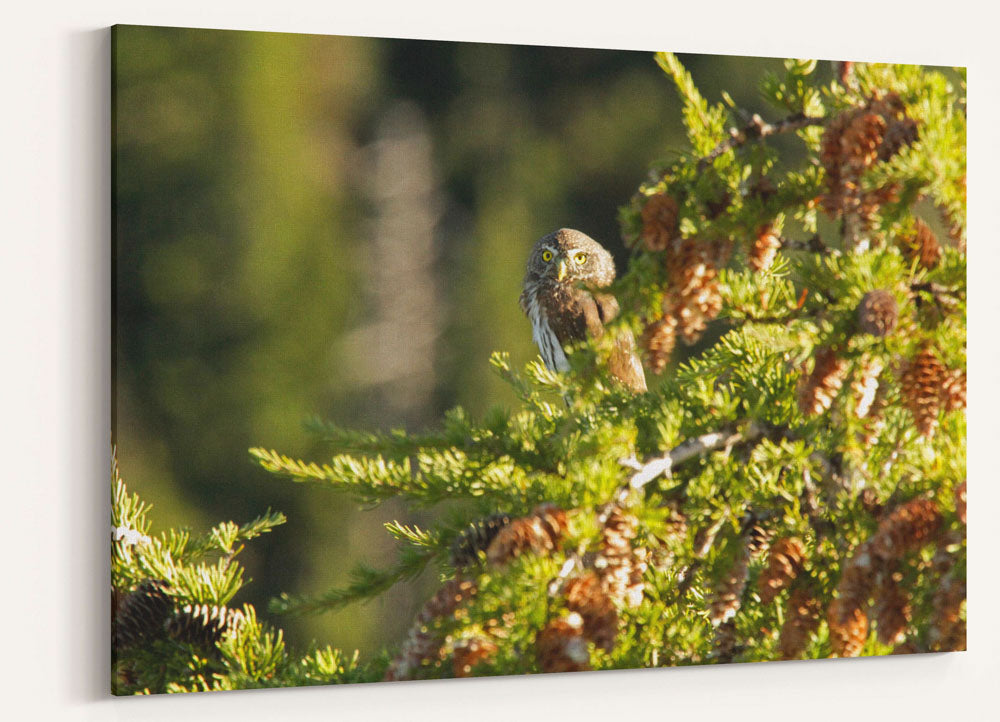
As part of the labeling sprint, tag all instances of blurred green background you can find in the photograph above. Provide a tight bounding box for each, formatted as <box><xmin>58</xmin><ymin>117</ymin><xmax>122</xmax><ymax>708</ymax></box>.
<box><xmin>111</xmin><ymin>24</ymin><xmax>785</xmax><ymax>657</ymax></box>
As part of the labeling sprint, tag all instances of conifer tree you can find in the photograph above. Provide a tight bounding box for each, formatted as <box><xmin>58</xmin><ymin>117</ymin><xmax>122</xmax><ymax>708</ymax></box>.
<box><xmin>113</xmin><ymin>54</ymin><xmax>966</xmax><ymax>690</ymax></box>
<box><xmin>111</xmin><ymin>452</ymin><xmax>379</xmax><ymax>692</ymax></box>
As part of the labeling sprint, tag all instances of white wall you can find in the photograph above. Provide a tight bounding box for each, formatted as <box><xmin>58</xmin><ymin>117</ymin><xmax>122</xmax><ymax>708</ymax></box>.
<box><xmin>1</xmin><ymin>2</ymin><xmax>997</xmax><ymax>720</ymax></box>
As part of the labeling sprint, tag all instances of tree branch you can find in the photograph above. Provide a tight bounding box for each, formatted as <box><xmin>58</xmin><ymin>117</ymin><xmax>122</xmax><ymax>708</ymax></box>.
<box><xmin>617</xmin><ymin>421</ymin><xmax>765</xmax><ymax>501</ymax></box>
<box><xmin>698</xmin><ymin>113</ymin><xmax>826</xmax><ymax>171</ymax></box>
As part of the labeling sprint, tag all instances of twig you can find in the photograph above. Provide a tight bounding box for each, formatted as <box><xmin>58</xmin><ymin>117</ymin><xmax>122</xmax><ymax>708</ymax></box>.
<box><xmin>612</xmin><ymin>422</ymin><xmax>765</xmax><ymax>518</ymax></box>
<box><xmin>614</xmin><ymin>422</ymin><xmax>769</xmax><ymax>596</ymax></box>
<box><xmin>620</xmin><ymin>422</ymin><xmax>763</xmax><ymax>493</ymax></box>
<box><xmin>693</xmin><ymin>513</ymin><xmax>729</xmax><ymax>558</ymax></box>
<box><xmin>698</xmin><ymin>113</ymin><xmax>826</xmax><ymax>171</ymax></box>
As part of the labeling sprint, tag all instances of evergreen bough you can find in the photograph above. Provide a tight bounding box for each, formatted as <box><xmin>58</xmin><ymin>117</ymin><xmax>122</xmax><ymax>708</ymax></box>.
<box><xmin>112</xmin><ymin>54</ymin><xmax>966</xmax><ymax>691</ymax></box>
<box><xmin>111</xmin><ymin>452</ymin><xmax>377</xmax><ymax>692</ymax></box>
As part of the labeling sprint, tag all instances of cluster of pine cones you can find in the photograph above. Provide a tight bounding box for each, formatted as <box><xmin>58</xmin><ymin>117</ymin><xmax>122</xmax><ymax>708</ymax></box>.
<box><xmin>638</xmin><ymin>192</ymin><xmax>729</xmax><ymax>374</ymax></box>
<box><xmin>820</xmin><ymin>92</ymin><xmax>918</xmax><ymax>243</ymax></box>
<box><xmin>794</xmin><ymin>284</ymin><xmax>963</xmax><ymax>442</ymax></box>
<box><xmin>386</xmin><ymin>503</ymin><xmax>650</xmax><ymax>679</ymax></box>
<box><xmin>394</xmin><ymin>89</ymin><xmax>962</xmax><ymax>679</ymax></box>
<box><xmin>796</xmin><ymin>339</ymin><xmax>965</xmax><ymax>441</ymax></box>
<box><xmin>826</xmin><ymin>497</ymin><xmax>965</xmax><ymax>656</ymax></box>
<box><xmin>387</xmin><ymin>505</ymin><xmax>570</xmax><ymax>681</ymax></box>
<box><xmin>631</xmin><ymin>89</ymin><xmax>933</xmax><ymax>378</ymax></box>
<box><xmin>708</xmin><ymin>490</ymin><xmax>965</xmax><ymax>662</ymax></box>
<box><xmin>537</xmin><ymin>505</ymin><xmax>649</xmax><ymax>673</ymax></box>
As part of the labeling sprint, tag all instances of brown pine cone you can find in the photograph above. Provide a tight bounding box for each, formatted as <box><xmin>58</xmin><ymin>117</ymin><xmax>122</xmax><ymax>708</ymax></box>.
<box><xmin>641</xmin><ymin>315</ymin><xmax>678</xmax><ymax>376</ymax></box>
<box><xmin>596</xmin><ymin>505</ymin><xmax>647</xmax><ymax>608</ymax></box>
<box><xmin>165</xmin><ymin>603</ymin><xmax>245</xmax><ymax>648</ymax></box>
<box><xmin>113</xmin><ymin>579</ymin><xmax>173</xmax><ymax>652</ymax></box>
<box><xmin>873</xmin><ymin>93</ymin><xmax>918</xmax><ymax>162</ymax></box>
<box><xmin>746</xmin><ymin>523</ymin><xmax>772</xmax><ymax>559</ymax></box>
<box><xmin>758</xmin><ymin>537</ymin><xmax>806</xmax><ymax>604</ymax></box>
<box><xmin>778</xmin><ymin>588</ymin><xmax>822</xmax><ymax>660</ymax></box>
<box><xmin>820</xmin><ymin>112</ymin><xmax>849</xmax><ymax>215</ymax></box>
<box><xmin>384</xmin><ymin>578</ymin><xmax>478</xmax><ymax>681</ymax></box>
<box><xmin>930</xmin><ymin>571</ymin><xmax>966</xmax><ymax>652</ymax></box>
<box><xmin>857</xmin><ymin>290</ymin><xmax>898</xmax><ymax>338</ymax></box>
<box><xmin>564</xmin><ymin>573</ymin><xmax>619</xmax><ymax>652</ymax></box>
<box><xmin>425</xmin><ymin>579</ymin><xmax>478</xmax><ymax>621</ymax></box>
<box><xmin>879</xmin><ymin>118</ymin><xmax>918</xmax><ymax>162</ymax></box>
<box><xmin>872</xmin><ymin>568</ymin><xmax>910</xmax><ymax>646</ymax></box>
<box><xmin>749</xmin><ymin>224</ymin><xmax>781</xmax><ymax>273</ymax></box>
<box><xmin>915</xmin><ymin>219</ymin><xmax>943</xmax><ymax>269</ymax></box>
<box><xmin>871</xmin><ymin>498</ymin><xmax>942</xmax><ymax>560</ymax></box>
<box><xmin>664</xmin><ymin>238</ymin><xmax>723</xmax><ymax>345</ymax></box>
<box><xmin>839</xmin><ymin>544</ymin><xmax>878</xmax><ymax>602</ymax></box>
<box><xmin>640</xmin><ymin>193</ymin><xmax>680</xmax><ymax>252</ymax></box>
<box><xmin>450</xmin><ymin>513</ymin><xmax>512</xmax><ymax>568</ymax></box>
<box><xmin>709</xmin><ymin>546</ymin><xmax>750</xmax><ymax>627</ymax></box>
<box><xmin>452</xmin><ymin>636</ymin><xmax>498</xmax><ymax>677</ymax></box>
<box><xmin>536</xmin><ymin>614</ymin><xmax>591</xmax><ymax>673</ymax></box>
<box><xmin>899</xmin><ymin>345</ymin><xmax>946</xmax><ymax>437</ymax></box>
<box><xmin>487</xmin><ymin>504</ymin><xmax>567</xmax><ymax>566</ymax></box>
<box><xmin>828</xmin><ymin>541</ymin><xmax>879</xmax><ymax>657</ymax></box>
<box><xmin>820</xmin><ymin>94</ymin><xmax>916</xmax><ymax>222</ymax></box>
<box><xmin>955</xmin><ymin>481</ymin><xmax>967</xmax><ymax>525</ymax></box>
<box><xmin>713</xmin><ymin>619</ymin><xmax>738</xmax><ymax>663</ymax></box>
<box><xmin>899</xmin><ymin>218</ymin><xmax>942</xmax><ymax>269</ymax></box>
<box><xmin>798</xmin><ymin>347</ymin><xmax>848</xmax><ymax>416</ymax></box>
<box><xmin>821</xmin><ymin>107</ymin><xmax>883</xmax><ymax>206</ymax></box>
<box><xmin>624</xmin><ymin>547</ymin><xmax>650</xmax><ymax>608</ymax></box>
<box><xmin>841</xmin><ymin>112</ymin><xmax>887</xmax><ymax>172</ymax></box>
<box><xmin>828</xmin><ymin>596</ymin><xmax>869</xmax><ymax>657</ymax></box>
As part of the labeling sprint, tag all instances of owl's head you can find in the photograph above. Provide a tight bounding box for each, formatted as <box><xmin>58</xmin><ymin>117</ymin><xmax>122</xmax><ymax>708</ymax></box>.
<box><xmin>524</xmin><ymin>228</ymin><xmax>616</xmax><ymax>290</ymax></box>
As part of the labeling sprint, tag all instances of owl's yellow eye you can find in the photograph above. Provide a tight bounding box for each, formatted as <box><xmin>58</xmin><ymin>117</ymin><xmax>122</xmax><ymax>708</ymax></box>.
<box><xmin>574</xmin><ymin>252</ymin><xmax>587</xmax><ymax>265</ymax></box>
<box><xmin>541</xmin><ymin>250</ymin><xmax>553</xmax><ymax>262</ymax></box>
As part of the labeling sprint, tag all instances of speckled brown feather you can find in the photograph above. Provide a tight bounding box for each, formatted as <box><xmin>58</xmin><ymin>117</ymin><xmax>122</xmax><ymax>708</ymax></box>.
<box><xmin>607</xmin><ymin>328</ymin><xmax>647</xmax><ymax>393</ymax></box>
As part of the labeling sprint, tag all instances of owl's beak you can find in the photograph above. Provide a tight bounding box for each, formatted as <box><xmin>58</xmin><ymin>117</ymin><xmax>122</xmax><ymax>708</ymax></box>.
<box><xmin>556</xmin><ymin>258</ymin><xmax>568</xmax><ymax>282</ymax></box>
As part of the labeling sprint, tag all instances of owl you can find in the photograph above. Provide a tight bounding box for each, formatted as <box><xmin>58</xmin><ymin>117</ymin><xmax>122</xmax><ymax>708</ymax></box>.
<box><xmin>520</xmin><ymin>228</ymin><xmax>647</xmax><ymax>393</ymax></box>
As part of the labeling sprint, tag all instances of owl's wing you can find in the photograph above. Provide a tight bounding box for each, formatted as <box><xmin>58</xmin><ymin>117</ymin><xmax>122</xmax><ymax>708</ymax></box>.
<box><xmin>592</xmin><ymin>292</ymin><xmax>620</xmax><ymax>328</ymax></box>
<box><xmin>564</xmin><ymin>290</ymin><xmax>613</xmax><ymax>341</ymax></box>
<box><xmin>586</xmin><ymin>292</ymin><xmax>647</xmax><ymax>394</ymax></box>
<box><xmin>608</xmin><ymin>329</ymin><xmax>648</xmax><ymax>393</ymax></box>
<box><xmin>537</xmin><ymin>287</ymin><xmax>647</xmax><ymax>393</ymax></box>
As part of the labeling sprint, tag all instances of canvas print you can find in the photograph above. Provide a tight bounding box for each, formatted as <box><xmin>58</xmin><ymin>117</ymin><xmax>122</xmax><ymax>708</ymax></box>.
<box><xmin>111</xmin><ymin>24</ymin><xmax>967</xmax><ymax>694</ymax></box>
